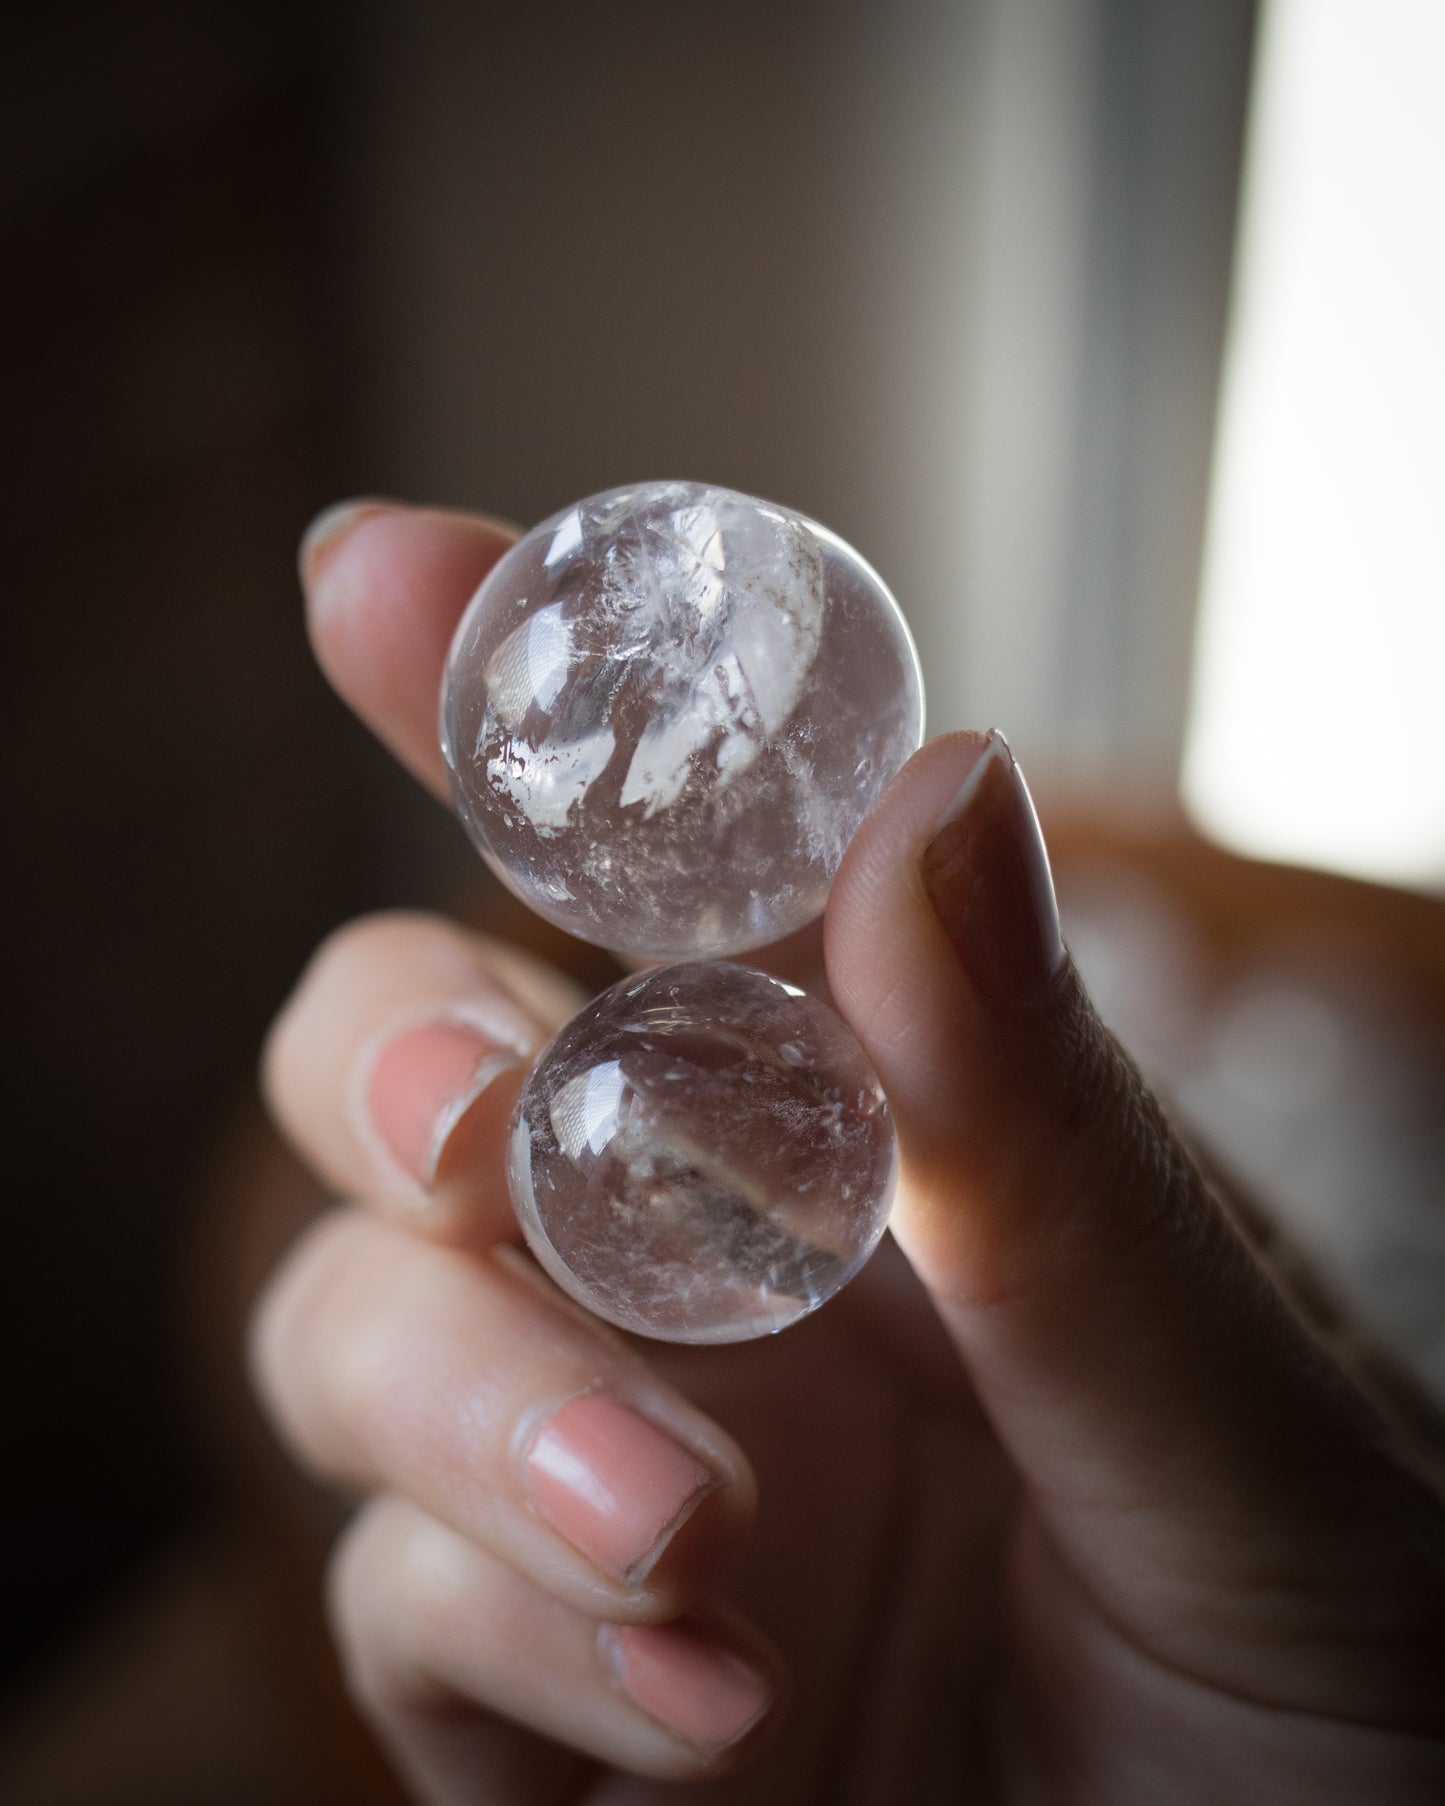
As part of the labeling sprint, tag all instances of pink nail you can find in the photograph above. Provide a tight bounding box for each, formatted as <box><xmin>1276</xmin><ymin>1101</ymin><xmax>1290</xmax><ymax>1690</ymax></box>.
<box><xmin>524</xmin><ymin>1395</ymin><xmax>716</xmax><ymax>1584</ymax></box>
<box><xmin>603</xmin><ymin>1621</ymin><xmax>774</xmax><ymax>1753</ymax></box>
<box><xmin>366</xmin><ymin>1020</ymin><xmax>524</xmax><ymax>1187</ymax></box>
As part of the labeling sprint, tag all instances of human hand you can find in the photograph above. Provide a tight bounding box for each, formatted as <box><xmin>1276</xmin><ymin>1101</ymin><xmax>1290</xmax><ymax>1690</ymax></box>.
<box><xmin>251</xmin><ymin>501</ymin><xmax>1445</xmax><ymax>1803</ymax></box>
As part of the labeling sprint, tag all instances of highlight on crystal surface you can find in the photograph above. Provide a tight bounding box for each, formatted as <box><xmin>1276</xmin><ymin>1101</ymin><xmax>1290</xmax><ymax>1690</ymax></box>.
<box><xmin>441</xmin><ymin>480</ymin><xmax>924</xmax><ymax>958</ymax></box>
<box><xmin>508</xmin><ymin>962</ymin><xmax>898</xmax><ymax>1343</ymax></box>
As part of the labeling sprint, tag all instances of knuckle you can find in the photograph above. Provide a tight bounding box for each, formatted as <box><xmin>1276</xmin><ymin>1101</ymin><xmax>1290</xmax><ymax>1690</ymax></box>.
<box><xmin>326</xmin><ymin>1312</ymin><xmax>419</xmax><ymax>1470</ymax></box>
<box><xmin>325</xmin><ymin>1507</ymin><xmax>376</xmax><ymax>1654</ymax></box>
<box><xmin>325</xmin><ymin>1505</ymin><xmax>402</xmax><ymax>1712</ymax></box>
<box><xmin>247</xmin><ymin>1211</ymin><xmax>385</xmax><ymax>1455</ymax></box>
<box><xmin>325</xmin><ymin>1501</ymin><xmax>469</xmax><ymax>1716</ymax></box>
<box><xmin>247</xmin><ymin>1211</ymin><xmax>349</xmax><ymax>1411</ymax></box>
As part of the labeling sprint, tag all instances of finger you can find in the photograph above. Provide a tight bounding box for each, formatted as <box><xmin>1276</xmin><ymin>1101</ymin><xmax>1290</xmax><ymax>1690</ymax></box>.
<box><xmin>300</xmin><ymin>501</ymin><xmax>519</xmax><ymax>799</ymax></box>
<box><xmin>333</xmin><ymin>1504</ymin><xmax>588</xmax><ymax>1806</ymax></box>
<box><xmin>263</xmin><ymin>911</ymin><xmax>581</xmax><ymax>1244</ymax></box>
<box><xmin>330</xmin><ymin>1496</ymin><xmax>784</xmax><ymax>1794</ymax></box>
<box><xmin>250</xmin><ymin>1210</ymin><xmax>756</xmax><ymax>1623</ymax></box>
<box><xmin>826</xmin><ymin>731</ymin><xmax>1445</xmax><ymax>1707</ymax></box>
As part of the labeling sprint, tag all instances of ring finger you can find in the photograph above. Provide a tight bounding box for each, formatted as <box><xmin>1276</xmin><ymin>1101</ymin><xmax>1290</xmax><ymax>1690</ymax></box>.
<box><xmin>250</xmin><ymin>1194</ymin><xmax>758</xmax><ymax>1625</ymax></box>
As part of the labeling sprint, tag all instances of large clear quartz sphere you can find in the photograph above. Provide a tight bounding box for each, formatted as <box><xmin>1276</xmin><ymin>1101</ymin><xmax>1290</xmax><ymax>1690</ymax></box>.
<box><xmin>441</xmin><ymin>480</ymin><xmax>923</xmax><ymax>959</ymax></box>
<box><xmin>508</xmin><ymin>961</ymin><xmax>898</xmax><ymax>1343</ymax></box>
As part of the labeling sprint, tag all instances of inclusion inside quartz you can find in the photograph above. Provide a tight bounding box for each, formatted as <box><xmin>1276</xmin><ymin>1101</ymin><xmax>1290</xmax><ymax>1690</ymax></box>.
<box><xmin>442</xmin><ymin>480</ymin><xmax>923</xmax><ymax>959</ymax></box>
<box><xmin>509</xmin><ymin>961</ymin><xmax>898</xmax><ymax>1342</ymax></box>
<box><xmin>483</xmin><ymin>491</ymin><xmax>823</xmax><ymax>824</ymax></box>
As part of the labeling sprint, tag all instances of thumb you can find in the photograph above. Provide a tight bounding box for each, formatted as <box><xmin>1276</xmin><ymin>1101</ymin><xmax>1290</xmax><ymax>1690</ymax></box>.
<box><xmin>825</xmin><ymin>731</ymin><xmax>1444</xmax><ymax>1711</ymax></box>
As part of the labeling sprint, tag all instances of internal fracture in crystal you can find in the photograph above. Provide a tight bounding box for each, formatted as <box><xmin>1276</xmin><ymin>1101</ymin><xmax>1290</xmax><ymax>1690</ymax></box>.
<box><xmin>508</xmin><ymin>961</ymin><xmax>898</xmax><ymax>1343</ymax></box>
<box><xmin>441</xmin><ymin>480</ymin><xmax>924</xmax><ymax>958</ymax></box>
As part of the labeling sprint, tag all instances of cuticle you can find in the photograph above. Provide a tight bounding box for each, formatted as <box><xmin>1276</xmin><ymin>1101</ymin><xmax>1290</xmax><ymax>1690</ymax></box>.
<box><xmin>424</xmin><ymin>1046</ymin><xmax>527</xmax><ymax>1183</ymax></box>
<box><xmin>623</xmin><ymin>1469</ymin><xmax>721</xmax><ymax>1585</ymax></box>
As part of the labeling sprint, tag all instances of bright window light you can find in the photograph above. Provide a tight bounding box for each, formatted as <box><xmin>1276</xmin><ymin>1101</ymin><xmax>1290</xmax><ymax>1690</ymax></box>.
<box><xmin>1182</xmin><ymin>0</ymin><xmax>1445</xmax><ymax>889</ymax></box>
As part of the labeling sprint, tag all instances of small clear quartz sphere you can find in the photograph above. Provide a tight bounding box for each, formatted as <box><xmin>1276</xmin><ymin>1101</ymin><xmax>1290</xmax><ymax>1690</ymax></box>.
<box><xmin>509</xmin><ymin>961</ymin><xmax>898</xmax><ymax>1343</ymax></box>
<box><xmin>441</xmin><ymin>480</ymin><xmax>924</xmax><ymax>959</ymax></box>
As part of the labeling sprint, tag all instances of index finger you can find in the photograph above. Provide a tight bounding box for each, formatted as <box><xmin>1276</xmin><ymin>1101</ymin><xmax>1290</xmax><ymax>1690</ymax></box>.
<box><xmin>301</xmin><ymin>500</ymin><xmax>519</xmax><ymax>800</ymax></box>
<box><xmin>300</xmin><ymin>499</ymin><xmax>834</xmax><ymax>995</ymax></box>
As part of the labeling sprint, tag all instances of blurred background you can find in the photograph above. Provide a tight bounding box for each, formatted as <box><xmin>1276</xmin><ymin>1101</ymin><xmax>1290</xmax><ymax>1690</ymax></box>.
<box><xmin>3</xmin><ymin>0</ymin><xmax>1442</xmax><ymax>1799</ymax></box>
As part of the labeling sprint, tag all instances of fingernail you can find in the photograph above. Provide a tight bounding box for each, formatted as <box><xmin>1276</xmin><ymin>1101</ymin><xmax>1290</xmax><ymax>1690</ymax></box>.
<box><xmin>299</xmin><ymin>498</ymin><xmax>393</xmax><ymax>588</ymax></box>
<box><xmin>365</xmin><ymin>1019</ymin><xmax>526</xmax><ymax>1188</ymax></box>
<box><xmin>920</xmin><ymin>729</ymin><xmax>1065</xmax><ymax>1007</ymax></box>
<box><xmin>524</xmin><ymin>1394</ymin><xmax>717</xmax><ymax>1585</ymax></box>
<box><xmin>602</xmin><ymin>1621</ymin><xmax>774</xmax><ymax>1753</ymax></box>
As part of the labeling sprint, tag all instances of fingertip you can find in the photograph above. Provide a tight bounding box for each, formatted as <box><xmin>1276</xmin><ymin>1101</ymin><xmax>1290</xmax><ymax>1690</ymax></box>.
<box><xmin>299</xmin><ymin>501</ymin><xmax>520</xmax><ymax>797</ymax></box>
<box><xmin>827</xmin><ymin>730</ymin><xmax>994</xmax><ymax>947</ymax></box>
<box><xmin>299</xmin><ymin>496</ymin><xmax>402</xmax><ymax>593</ymax></box>
<box><xmin>825</xmin><ymin>731</ymin><xmax>996</xmax><ymax>1135</ymax></box>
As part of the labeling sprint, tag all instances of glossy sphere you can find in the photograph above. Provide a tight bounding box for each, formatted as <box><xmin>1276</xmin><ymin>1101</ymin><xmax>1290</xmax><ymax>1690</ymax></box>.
<box><xmin>441</xmin><ymin>481</ymin><xmax>923</xmax><ymax>958</ymax></box>
<box><xmin>509</xmin><ymin>962</ymin><xmax>898</xmax><ymax>1343</ymax></box>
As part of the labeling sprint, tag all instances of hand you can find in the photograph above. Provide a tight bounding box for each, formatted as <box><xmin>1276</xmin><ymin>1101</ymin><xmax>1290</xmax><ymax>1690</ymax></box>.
<box><xmin>251</xmin><ymin>501</ymin><xmax>1445</xmax><ymax>1804</ymax></box>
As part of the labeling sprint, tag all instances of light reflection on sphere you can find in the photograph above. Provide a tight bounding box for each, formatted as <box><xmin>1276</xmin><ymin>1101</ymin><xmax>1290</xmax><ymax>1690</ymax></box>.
<box><xmin>441</xmin><ymin>480</ymin><xmax>924</xmax><ymax>959</ymax></box>
<box><xmin>509</xmin><ymin>962</ymin><xmax>898</xmax><ymax>1343</ymax></box>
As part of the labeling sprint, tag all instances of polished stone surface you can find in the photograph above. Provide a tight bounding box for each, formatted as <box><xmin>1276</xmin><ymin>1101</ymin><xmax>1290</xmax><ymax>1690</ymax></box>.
<box><xmin>509</xmin><ymin>962</ymin><xmax>898</xmax><ymax>1342</ymax></box>
<box><xmin>442</xmin><ymin>481</ymin><xmax>923</xmax><ymax>958</ymax></box>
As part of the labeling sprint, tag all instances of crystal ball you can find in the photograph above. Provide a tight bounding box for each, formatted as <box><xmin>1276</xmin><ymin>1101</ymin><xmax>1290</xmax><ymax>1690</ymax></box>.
<box><xmin>441</xmin><ymin>480</ymin><xmax>924</xmax><ymax>958</ymax></box>
<box><xmin>508</xmin><ymin>961</ymin><xmax>898</xmax><ymax>1343</ymax></box>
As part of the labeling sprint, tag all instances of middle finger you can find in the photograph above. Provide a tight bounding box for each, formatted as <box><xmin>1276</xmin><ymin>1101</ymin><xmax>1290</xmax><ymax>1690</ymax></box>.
<box><xmin>263</xmin><ymin>909</ymin><xmax>581</xmax><ymax>1245</ymax></box>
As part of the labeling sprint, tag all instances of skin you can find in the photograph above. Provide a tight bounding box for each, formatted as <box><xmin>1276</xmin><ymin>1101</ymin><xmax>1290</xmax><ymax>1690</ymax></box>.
<box><xmin>251</xmin><ymin>503</ymin><xmax>1445</xmax><ymax>1804</ymax></box>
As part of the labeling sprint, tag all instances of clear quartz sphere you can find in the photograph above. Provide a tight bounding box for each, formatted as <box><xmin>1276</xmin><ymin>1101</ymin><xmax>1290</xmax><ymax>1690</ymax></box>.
<box><xmin>508</xmin><ymin>961</ymin><xmax>898</xmax><ymax>1343</ymax></box>
<box><xmin>441</xmin><ymin>480</ymin><xmax>924</xmax><ymax>959</ymax></box>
